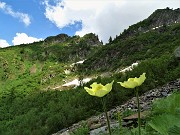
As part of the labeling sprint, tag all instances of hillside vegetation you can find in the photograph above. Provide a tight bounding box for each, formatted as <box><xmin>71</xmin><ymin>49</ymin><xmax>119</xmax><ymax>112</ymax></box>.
<box><xmin>0</xmin><ymin>8</ymin><xmax>179</xmax><ymax>135</ymax></box>
<box><xmin>78</xmin><ymin>14</ymin><xmax>180</xmax><ymax>73</ymax></box>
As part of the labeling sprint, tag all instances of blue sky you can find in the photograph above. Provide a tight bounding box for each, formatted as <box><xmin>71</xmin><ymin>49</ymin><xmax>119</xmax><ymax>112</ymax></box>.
<box><xmin>0</xmin><ymin>0</ymin><xmax>179</xmax><ymax>47</ymax></box>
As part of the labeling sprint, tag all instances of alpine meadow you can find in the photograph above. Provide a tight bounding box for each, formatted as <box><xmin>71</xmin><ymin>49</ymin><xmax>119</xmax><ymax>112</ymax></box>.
<box><xmin>0</xmin><ymin>7</ymin><xmax>180</xmax><ymax>135</ymax></box>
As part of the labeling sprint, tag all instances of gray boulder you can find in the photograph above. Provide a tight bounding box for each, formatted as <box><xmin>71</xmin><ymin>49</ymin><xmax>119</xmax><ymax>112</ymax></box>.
<box><xmin>174</xmin><ymin>46</ymin><xmax>180</xmax><ymax>59</ymax></box>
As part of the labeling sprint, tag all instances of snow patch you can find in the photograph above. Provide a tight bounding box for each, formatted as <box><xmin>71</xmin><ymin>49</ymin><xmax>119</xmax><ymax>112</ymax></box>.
<box><xmin>62</xmin><ymin>78</ymin><xmax>91</xmax><ymax>87</ymax></box>
<box><xmin>71</xmin><ymin>60</ymin><xmax>85</xmax><ymax>67</ymax></box>
<box><xmin>120</xmin><ymin>62</ymin><xmax>139</xmax><ymax>73</ymax></box>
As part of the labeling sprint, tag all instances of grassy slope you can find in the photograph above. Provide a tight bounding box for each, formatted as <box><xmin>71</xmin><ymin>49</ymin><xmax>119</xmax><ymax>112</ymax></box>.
<box><xmin>0</xmin><ymin>23</ymin><xmax>179</xmax><ymax>134</ymax></box>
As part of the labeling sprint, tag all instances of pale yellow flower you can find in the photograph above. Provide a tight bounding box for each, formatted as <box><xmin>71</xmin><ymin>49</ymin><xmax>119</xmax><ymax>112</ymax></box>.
<box><xmin>84</xmin><ymin>81</ymin><xmax>114</xmax><ymax>97</ymax></box>
<box><xmin>118</xmin><ymin>73</ymin><xmax>146</xmax><ymax>88</ymax></box>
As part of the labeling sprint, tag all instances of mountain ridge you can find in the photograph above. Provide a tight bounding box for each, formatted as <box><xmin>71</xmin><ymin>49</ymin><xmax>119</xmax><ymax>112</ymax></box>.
<box><xmin>0</xmin><ymin>8</ymin><xmax>179</xmax><ymax>135</ymax></box>
<box><xmin>112</xmin><ymin>8</ymin><xmax>180</xmax><ymax>42</ymax></box>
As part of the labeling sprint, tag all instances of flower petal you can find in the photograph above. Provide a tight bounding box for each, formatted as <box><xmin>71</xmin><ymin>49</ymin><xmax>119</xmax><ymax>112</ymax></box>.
<box><xmin>118</xmin><ymin>73</ymin><xmax>146</xmax><ymax>89</ymax></box>
<box><xmin>84</xmin><ymin>81</ymin><xmax>114</xmax><ymax>97</ymax></box>
<box><xmin>95</xmin><ymin>89</ymin><xmax>109</xmax><ymax>97</ymax></box>
<box><xmin>118</xmin><ymin>82</ymin><xmax>127</xmax><ymax>88</ymax></box>
<box><xmin>118</xmin><ymin>81</ymin><xmax>138</xmax><ymax>89</ymax></box>
<box><xmin>95</xmin><ymin>81</ymin><xmax>114</xmax><ymax>97</ymax></box>
<box><xmin>90</xmin><ymin>82</ymin><xmax>98</xmax><ymax>88</ymax></box>
<box><xmin>84</xmin><ymin>87</ymin><xmax>95</xmax><ymax>96</ymax></box>
<box><xmin>134</xmin><ymin>73</ymin><xmax>146</xmax><ymax>86</ymax></box>
<box><xmin>128</xmin><ymin>78</ymin><xmax>135</xmax><ymax>81</ymax></box>
<box><xmin>103</xmin><ymin>80</ymin><xmax>114</xmax><ymax>92</ymax></box>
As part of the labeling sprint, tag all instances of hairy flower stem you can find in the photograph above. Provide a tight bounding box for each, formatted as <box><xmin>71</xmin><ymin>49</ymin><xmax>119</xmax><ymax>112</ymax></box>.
<box><xmin>135</xmin><ymin>87</ymin><xmax>141</xmax><ymax>135</ymax></box>
<box><xmin>118</xmin><ymin>112</ymin><xmax>123</xmax><ymax>135</ymax></box>
<box><xmin>101</xmin><ymin>98</ymin><xmax>111</xmax><ymax>135</ymax></box>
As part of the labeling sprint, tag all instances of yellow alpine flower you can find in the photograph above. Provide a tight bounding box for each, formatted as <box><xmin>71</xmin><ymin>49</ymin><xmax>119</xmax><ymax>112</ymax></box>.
<box><xmin>84</xmin><ymin>81</ymin><xmax>114</xmax><ymax>97</ymax></box>
<box><xmin>118</xmin><ymin>73</ymin><xmax>146</xmax><ymax>88</ymax></box>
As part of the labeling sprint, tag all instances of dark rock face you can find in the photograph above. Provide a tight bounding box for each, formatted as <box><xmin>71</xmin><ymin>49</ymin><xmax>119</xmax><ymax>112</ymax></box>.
<box><xmin>148</xmin><ymin>8</ymin><xmax>180</xmax><ymax>27</ymax></box>
<box><xmin>117</xmin><ymin>8</ymin><xmax>180</xmax><ymax>40</ymax></box>
<box><xmin>44</xmin><ymin>34</ymin><xmax>70</xmax><ymax>44</ymax></box>
<box><xmin>43</xmin><ymin>33</ymin><xmax>102</xmax><ymax>47</ymax></box>
<box><xmin>82</xmin><ymin>33</ymin><xmax>102</xmax><ymax>46</ymax></box>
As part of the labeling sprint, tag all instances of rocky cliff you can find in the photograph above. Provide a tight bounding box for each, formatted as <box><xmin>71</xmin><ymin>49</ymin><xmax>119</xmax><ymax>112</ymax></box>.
<box><xmin>115</xmin><ymin>8</ymin><xmax>180</xmax><ymax>41</ymax></box>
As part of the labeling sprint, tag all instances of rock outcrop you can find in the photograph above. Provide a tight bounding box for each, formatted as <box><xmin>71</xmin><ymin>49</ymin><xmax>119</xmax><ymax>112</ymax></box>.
<box><xmin>82</xmin><ymin>33</ymin><xmax>102</xmax><ymax>46</ymax></box>
<box><xmin>44</xmin><ymin>34</ymin><xmax>70</xmax><ymax>44</ymax></box>
<box><xmin>116</xmin><ymin>8</ymin><xmax>180</xmax><ymax>41</ymax></box>
<box><xmin>43</xmin><ymin>33</ymin><xmax>102</xmax><ymax>46</ymax></box>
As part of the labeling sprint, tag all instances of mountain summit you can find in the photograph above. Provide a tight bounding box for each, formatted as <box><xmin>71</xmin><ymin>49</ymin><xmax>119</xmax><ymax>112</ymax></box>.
<box><xmin>114</xmin><ymin>8</ymin><xmax>180</xmax><ymax>41</ymax></box>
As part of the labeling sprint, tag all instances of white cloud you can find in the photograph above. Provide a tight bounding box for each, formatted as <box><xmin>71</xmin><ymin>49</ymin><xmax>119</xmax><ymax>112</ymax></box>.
<box><xmin>12</xmin><ymin>33</ymin><xmax>43</xmax><ymax>45</ymax></box>
<box><xmin>44</xmin><ymin>0</ymin><xmax>180</xmax><ymax>43</ymax></box>
<box><xmin>0</xmin><ymin>1</ymin><xmax>31</xmax><ymax>26</ymax></box>
<box><xmin>0</xmin><ymin>39</ymin><xmax>10</xmax><ymax>48</ymax></box>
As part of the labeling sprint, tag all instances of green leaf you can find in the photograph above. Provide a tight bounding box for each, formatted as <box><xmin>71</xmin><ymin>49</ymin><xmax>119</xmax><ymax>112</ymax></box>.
<box><xmin>152</xmin><ymin>93</ymin><xmax>180</xmax><ymax>115</ymax></box>
<box><xmin>168</xmin><ymin>126</ymin><xmax>180</xmax><ymax>135</ymax></box>
<box><xmin>148</xmin><ymin>114</ymin><xmax>180</xmax><ymax>135</ymax></box>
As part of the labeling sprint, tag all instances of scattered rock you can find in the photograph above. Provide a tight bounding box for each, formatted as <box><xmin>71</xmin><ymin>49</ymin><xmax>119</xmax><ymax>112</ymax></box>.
<box><xmin>90</xmin><ymin>123</ymin><xmax>119</xmax><ymax>135</ymax></box>
<box><xmin>30</xmin><ymin>64</ymin><xmax>37</xmax><ymax>74</ymax></box>
<box><xmin>89</xmin><ymin>123</ymin><xmax>102</xmax><ymax>130</ymax></box>
<box><xmin>87</xmin><ymin>116</ymin><xmax>99</xmax><ymax>124</ymax></box>
<box><xmin>52</xmin><ymin>129</ymin><xmax>69</xmax><ymax>135</ymax></box>
<box><xmin>59</xmin><ymin>131</ymin><xmax>69</xmax><ymax>135</ymax></box>
<box><xmin>161</xmin><ymin>91</ymin><xmax>168</xmax><ymax>96</ymax></box>
<box><xmin>53</xmin><ymin>79</ymin><xmax>180</xmax><ymax>135</ymax></box>
<box><xmin>123</xmin><ymin>111</ymin><xmax>149</xmax><ymax>121</ymax></box>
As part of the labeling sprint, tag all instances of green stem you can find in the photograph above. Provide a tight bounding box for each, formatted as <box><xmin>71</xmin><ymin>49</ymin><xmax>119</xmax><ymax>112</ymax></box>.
<box><xmin>118</xmin><ymin>112</ymin><xmax>123</xmax><ymax>135</ymax></box>
<box><xmin>135</xmin><ymin>87</ymin><xmax>141</xmax><ymax>135</ymax></box>
<box><xmin>101</xmin><ymin>98</ymin><xmax>111</xmax><ymax>135</ymax></box>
